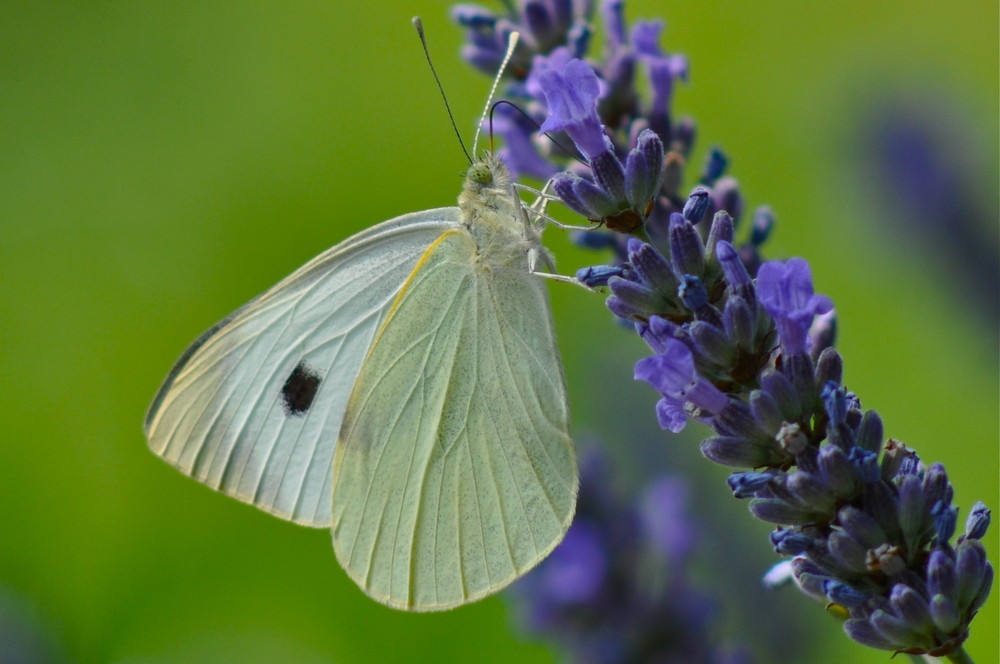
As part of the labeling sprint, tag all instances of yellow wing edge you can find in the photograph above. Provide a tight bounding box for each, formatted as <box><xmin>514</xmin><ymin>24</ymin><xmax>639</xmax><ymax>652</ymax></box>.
<box><xmin>356</xmin><ymin>229</ymin><xmax>467</xmax><ymax>368</ymax></box>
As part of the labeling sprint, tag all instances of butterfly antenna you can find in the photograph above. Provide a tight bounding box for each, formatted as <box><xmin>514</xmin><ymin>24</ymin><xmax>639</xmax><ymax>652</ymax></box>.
<box><xmin>472</xmin><ymin>31</ymin><xmax>520</xmax><ymax>158</ymax></box>
<box><xmin>413</xmin><ymin>17</ymin><xmax>472</xmax><ymax>164</ymax></box>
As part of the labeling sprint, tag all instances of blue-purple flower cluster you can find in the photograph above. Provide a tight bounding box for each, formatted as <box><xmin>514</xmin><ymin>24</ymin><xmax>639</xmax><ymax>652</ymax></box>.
<box><xmin>453</xmin><ymin>0</ymin><xmax>992</xmax><ymax>658</ymax></box>
<box><xmin>510</xmin><ymin>449</ymin><xmax>749</xmax><ymax>664</ymax></box>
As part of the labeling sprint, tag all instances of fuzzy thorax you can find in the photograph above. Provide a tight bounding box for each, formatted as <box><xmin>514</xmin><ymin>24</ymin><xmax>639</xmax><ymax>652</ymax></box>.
<box><xmin>458</xmin><ymin>153</ymin><xmax>537</xmax><ymax>270</ymax></box>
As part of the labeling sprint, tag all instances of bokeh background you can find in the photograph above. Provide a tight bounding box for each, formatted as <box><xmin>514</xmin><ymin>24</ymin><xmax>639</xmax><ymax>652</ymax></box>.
<box><xmin>1</xmin><ymin>1</ymin><xmax>996</xmax><ymax>662</ymax></box>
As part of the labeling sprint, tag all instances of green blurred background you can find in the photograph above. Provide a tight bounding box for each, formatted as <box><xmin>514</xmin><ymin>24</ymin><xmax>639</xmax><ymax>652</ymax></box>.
<box><xmin>1</xmin><ymin>1</ymin><xmax>996</xmax><ymax>662</ymax></box>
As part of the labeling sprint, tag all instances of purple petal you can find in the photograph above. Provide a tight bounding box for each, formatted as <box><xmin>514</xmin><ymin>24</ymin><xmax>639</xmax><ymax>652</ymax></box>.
<box><xmin>656</xmin><ymin>396</ymin><xmax>688</xmax><ymax>432</ymax></box>
<box><xmin>756</xmin><ymin>257</ymin><xmax>833</xmax><ymax>354</ymax></box>
<box><xmin>634</xmin><ymin>339</ymin><xmax>696</xmax><ymax>394</ymax></box>
<box><xmin>537</xmin><ymin>59</ymin><xmax>608</xmax><ymax>160</ymax></box>
<box><xmin>602</xmin><ymin>0</ymin><xmax>626</xmax><ymax>47</ymax></box>
<box><xmin>631</xmin><ymin>20</ymin><xmax>664</xmax><ymax>57</ymax></box>
<box><xmin>525</xmin><ymin>47</ymin><xmax>574</xmax><ymax>101</ymax></box>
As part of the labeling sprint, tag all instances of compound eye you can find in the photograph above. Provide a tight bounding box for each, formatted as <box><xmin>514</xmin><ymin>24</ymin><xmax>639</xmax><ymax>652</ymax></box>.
<box><xmin>467</xmin><ymin>163</ymin><xmax>492</xmax><ymax>185</ymax></box>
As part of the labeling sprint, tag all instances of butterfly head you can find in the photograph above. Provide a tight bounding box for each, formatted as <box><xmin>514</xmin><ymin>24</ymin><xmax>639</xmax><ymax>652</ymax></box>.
<box><xmin>460</xmin><ymin>153</ymin><xmax>516</xmax><ymax>214</ymax></box>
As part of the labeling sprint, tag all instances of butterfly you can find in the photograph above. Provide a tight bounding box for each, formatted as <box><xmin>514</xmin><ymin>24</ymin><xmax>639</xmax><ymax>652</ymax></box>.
<box><xmin>145</xmin><ymin>143</ymin><xmax>579</xmax><ymax>615</ymax></box>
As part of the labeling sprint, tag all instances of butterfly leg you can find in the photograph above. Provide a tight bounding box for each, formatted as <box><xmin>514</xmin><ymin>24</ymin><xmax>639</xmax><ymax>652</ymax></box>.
<box><xmin>515</xmin><ymin>181</ymin><xmax>601</xmax><ymax>232</ymax></box>
<box><xmin>514</xmin><ymin>181</ymin><xmax>561</xmax><ymax>210</ymax></box>
<box><xmin>526</xmin><ymin>245</ymin><xmax>594</xmax><ymax>291</ymax></box>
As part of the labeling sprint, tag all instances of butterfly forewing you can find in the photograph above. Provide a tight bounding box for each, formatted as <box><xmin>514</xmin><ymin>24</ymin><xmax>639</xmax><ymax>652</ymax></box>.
<box><xmin>145</xmin><ymin>209</ymin><xmax>461</xmax><ymax>526</ymax></box>
<box><xmin>331</xmin><ymin>227</ymin><xmax>576</xmax><ymax>610</ymax></box>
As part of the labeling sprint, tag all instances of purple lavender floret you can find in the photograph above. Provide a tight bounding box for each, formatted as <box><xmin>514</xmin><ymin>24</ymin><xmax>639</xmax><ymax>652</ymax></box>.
<box><xmin>510</xmin><ymin>448</ymin><xmax>750</xmax><ymax>664</ymax></box>
<box><xmin>631</xmin><ymin>19</ymin><xmax>688</xmax><ymax>120</ymax></box>
<box><xmin>537</xmin><ymin>58</ymin><xmax>608</xmax><ymax>160</ymax></box>
<box><xmin>453</xmin><ymin>0</ymin><xmax>992</xmax><ymax>658</ymax></box>
<box><xmin>755</xmin><ymin>258</ymin><xmax>833</xmax><ymax>355</ymax></box>
<box><xmin>635</xmin><ymin>338</ymin><xmax>729</xmax><ymax>429</ymax></box>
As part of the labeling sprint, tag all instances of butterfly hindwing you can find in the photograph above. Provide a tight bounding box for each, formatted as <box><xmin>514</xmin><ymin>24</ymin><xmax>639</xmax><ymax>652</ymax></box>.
<box><xmin>144</xmin><ymin>209</ymin><xmax>461</xmax><ymax>526</ymax></box>
<box><xmin>331</xmin><ymin>227</ymin><xmax>577</xmax><ymax>610</ymax></box>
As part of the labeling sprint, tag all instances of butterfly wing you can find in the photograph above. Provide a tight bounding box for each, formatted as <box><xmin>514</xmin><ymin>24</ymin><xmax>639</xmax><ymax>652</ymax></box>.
<box><xmin>145</xmin><ymin>208</ymin><xmax>461</xmax><ymax>527</ymax></box>
<box><xmin>331</xmin><ymin>228</ymin><xmax>577</xmax><ymax>610</ymax></box>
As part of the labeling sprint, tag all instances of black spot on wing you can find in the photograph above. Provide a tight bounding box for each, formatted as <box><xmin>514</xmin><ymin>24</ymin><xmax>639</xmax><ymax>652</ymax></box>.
<box><xmin>281</xmin><ymin>362</ymin><xmax>322</xmax><ymax>416</ymax></box>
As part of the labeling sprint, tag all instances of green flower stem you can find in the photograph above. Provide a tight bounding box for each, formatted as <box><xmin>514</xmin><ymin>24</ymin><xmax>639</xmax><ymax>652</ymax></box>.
<box><xmin>915</xmin><ymin>647</ymin><xmax>976</xmax><ymax>664</ymax></box>
<box><xmin>943</xmin><ymin>646</ymin><xmax>975</xmax><ymax>664</ymax></box>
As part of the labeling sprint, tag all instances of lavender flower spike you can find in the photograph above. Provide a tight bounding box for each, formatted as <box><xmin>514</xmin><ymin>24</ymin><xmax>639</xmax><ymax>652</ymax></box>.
<box><xmin>453</xmin><ymin>0</ymin><xmax>993</xmax><ymax>659</ymax></box>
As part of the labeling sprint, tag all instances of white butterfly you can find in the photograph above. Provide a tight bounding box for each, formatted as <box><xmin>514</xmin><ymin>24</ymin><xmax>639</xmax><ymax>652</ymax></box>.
<box><xmin>146</xmin><ymin>140</ymin><xmax>578</xmax><ymax>613</ymax></box>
